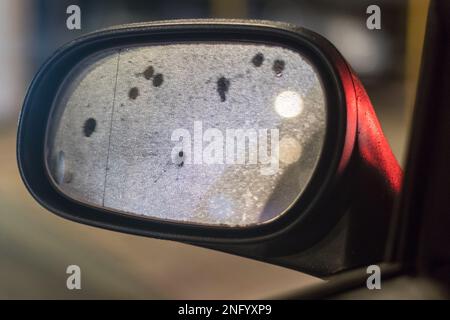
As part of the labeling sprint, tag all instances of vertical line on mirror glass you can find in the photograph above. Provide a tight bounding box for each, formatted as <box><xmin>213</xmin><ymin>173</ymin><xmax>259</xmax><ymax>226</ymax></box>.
<box><xmin>102</xmin><ymin>50</ymin><xmax>121</xmax><ymax>206</ymax></box>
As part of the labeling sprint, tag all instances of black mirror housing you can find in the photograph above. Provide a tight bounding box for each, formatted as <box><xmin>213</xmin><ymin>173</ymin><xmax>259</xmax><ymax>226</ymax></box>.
<box><xmin>17</xmin><ymin>20</ymin><xmax>401</xmax><ymax>277</ymax></box>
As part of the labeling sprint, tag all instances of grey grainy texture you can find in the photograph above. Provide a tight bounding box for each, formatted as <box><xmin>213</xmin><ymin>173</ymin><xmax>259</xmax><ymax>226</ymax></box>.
<box><xmin>47</xmin><ymin>50</ymin><xmax>119</xmax><ymax>205</ymax></box>
<box><xmin>47</xmin><ymin>42</ymin><xmax>326</xmax><ymax>227</ymax></box>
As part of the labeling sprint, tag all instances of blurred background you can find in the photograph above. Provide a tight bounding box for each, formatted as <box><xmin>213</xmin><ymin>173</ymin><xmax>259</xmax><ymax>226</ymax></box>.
<box><xmin>0</xmin><ymin>0</ymin><xmax>429</xmax><ymax>298</ymax></box>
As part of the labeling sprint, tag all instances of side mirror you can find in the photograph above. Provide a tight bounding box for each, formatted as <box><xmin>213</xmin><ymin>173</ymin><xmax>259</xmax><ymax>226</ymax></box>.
<box><xmin>17</xmin><ymin>20</ymin><xmax>402</xmax><ymax>277</ymax></box>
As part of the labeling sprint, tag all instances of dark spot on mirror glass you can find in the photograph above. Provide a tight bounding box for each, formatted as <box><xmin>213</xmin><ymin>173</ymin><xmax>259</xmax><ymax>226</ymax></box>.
<box><xmin>251</xmin><ymin>53</ymin><xmax>264</xmax><ymax>67</ymax></box>
<box><xmin>217</xmin><ymin>76</ymin><xmax>230</xmax><ymax>102</ymax></box>
<box><xmin>178</xmin><ymin>161</ymin><xmax>184</xmax><ymax>167</ymax></box>
<box><xmin>129</xmin><ymin>87</ymin><xmax>139</xmax><ymax>100</ymax></box>
<box><xmin>143</xmin><ymin>66</ymin><xmax>154</xmax><ymax>80</ymax></box>
<box><xmin>153</xmin><ymin>73</ymin><xmax>164</xmax><ymax>87</ymax></box>
<box><xmin>83</xmin><ymin>118</ymin><xmax>96</xmax><ymax>137</ymax></box>
<box><xmin>178</xmin><ymin>151</ymin><xmax>184</xmax><ymax>157</ymax></box>
<box><xmin>273</xmin><ymin>59</ymin><xmax>285</xmax><ymax>76</ymax></box>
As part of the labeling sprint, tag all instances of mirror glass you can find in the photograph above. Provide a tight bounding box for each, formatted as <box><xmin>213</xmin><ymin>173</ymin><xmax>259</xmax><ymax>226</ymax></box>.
<box><xmin>46</xmin><ymin>42</ymin><xmax>327</xmax><ymax>227</ymax></box>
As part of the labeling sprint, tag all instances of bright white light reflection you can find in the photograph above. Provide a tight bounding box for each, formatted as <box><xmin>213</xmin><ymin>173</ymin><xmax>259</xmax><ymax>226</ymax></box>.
<box><xmin>274</xmin><ymin>90</ymin><xmax>304</xmax><ymax>118</ymax></box>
